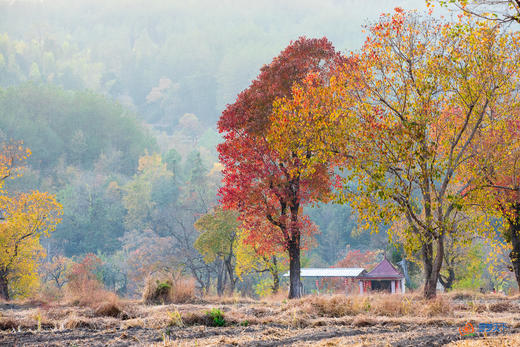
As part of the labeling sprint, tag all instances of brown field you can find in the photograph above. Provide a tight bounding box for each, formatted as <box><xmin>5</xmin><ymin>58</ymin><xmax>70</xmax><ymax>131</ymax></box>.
<box><xmin>1</xmin><ymin>292</ymin><xmax>520</xmax><ymax>346</ymax></box>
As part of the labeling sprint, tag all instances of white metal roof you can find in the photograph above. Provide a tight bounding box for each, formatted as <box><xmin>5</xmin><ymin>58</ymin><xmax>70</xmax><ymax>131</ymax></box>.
<box><xmin>283</xmin><ymin>267</ymin><xmax>365</xmax><ymax>277</ymax></box>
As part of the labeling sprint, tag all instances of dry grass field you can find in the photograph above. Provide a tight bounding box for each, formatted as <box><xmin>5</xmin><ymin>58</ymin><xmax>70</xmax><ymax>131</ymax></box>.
<box><xmin>1</xmin><ymin>292</ymin><xmax>520</xmax><ymax>346</ymax></box>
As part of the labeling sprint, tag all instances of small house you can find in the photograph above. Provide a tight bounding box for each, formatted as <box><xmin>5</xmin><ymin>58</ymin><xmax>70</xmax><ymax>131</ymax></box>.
<box><xmin>356</xmin><ymin>256</ymin><xmax>405</xmax><ymax>294</ymax></box>
<box><xmin>283</xmin><ymin>257</ymin><xmax>406</xmax><ymax>295</ymax></box>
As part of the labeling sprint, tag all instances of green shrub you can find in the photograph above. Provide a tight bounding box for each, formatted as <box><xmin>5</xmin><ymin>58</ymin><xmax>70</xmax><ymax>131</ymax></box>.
<box><xmin>206</xmin><ymin>308</ymin><xmax>225</xmax><ymax>327</ymax></box>
<box><xmin>157</xmin><ymin>281</ymin><xmax>172</xmax><ymax>292</ymax></box>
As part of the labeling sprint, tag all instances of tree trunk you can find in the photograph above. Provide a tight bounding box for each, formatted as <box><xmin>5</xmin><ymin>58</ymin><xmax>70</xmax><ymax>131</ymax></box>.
<box><xmin>399</xmin><ymin>256</ymin><xmax>411</xmax><ymax>287</ymax></box>
<box><xmin>119</xmin><ymin>274</ymin><xmax>128</xmax><ymax>296</ymax></box>
<box><xmin>221</xmin><ymin>269</ymin><xmax>228</xmax><ymax>295</ymax></box>
<box><xmin>270</xmin><ymin>255</ymin><xmax>279</xmax><ymax>294</ymax></box>
<box><xmin>287</xmin><ymin>186</ymin><xmax>301</xmax><ymax>299</ymax></box>
<box><xmin>439</xmin><ymin>267</ymin><xmax>455</xmax><ymax>291</ymax></box>
<box><xmin>204</xmin><ymin>267</ymin><xmax>211</xmax><ymax>295</ymax></box>
<box><xmin>422</xmin><ymin>236</ymin><xmax>444</xmax><ymax>299</ymax></box>
<box><xmin>288</xmin><ymin>240</ymin><xmax>301</xmax><ymax>299</ymax></box>
<box><xmin>509</xmin><ymin>219</ymin><xmax>520</xmax><ymax>290</ymax></box>
<box><xmin>0</xmin><ymin>270</ymin><xmax>9</xmax><ymax>301</ymax></box>
<box><xmin>216</xmin><ymin>260</ymin><xmax>226</xmax><ymax>296</ymax></box>
<box><xmin>224</xmin><ymin>256</ymin><xmax>235</xmax><ymax>295</ymax></box>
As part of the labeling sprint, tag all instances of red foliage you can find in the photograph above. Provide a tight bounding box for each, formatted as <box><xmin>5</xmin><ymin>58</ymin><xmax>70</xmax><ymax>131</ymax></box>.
<box><xmin>218</xmin><ymin>37</ymin><xmax>344</xmax><ymax>297</ymax></box>
<box><xmin>218</xmin><ymin>37</ymin><xmax>343</xmax><ymax>250</ymax></box>
<box><xmin>218</xmin><ymin>37</ymin><xmax>343</xmax><ymax>134</ymax></box>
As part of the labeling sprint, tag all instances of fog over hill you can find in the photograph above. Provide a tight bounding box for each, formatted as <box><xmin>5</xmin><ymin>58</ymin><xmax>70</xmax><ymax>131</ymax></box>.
<box><xmin>1</xmin><ymin>0</ymin><xmax>431</xmax><ymax>128</ymax></box>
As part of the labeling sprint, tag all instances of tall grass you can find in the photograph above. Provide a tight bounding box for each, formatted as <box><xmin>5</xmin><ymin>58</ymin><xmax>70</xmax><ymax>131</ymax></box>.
<box><xmin>65</xmin><ymin>273</ymin><xmax>119</xmax><ymax>309</ymax></box>
<box><xmin>289</xmin><ymin>293</ymin><xmax>453</xmax><ymax>318</ymax></box>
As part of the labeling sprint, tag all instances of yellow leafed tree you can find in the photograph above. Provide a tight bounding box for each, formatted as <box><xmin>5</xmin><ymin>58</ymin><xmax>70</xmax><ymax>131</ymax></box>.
<box><xmin>0</xmin><ymin>143</ymin><xmax>62</xmax><ymax>300</ymax></box>
<box><xmin>235</xmin><ymin>227</ymin><xmax>287</xmax><ymax>296</ymax></box>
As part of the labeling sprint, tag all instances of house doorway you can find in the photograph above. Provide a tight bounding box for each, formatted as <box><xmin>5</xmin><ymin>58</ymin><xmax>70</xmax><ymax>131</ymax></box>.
<box><xmin>370</xmin><ymin>280</ymin><xmax>391</xmax><ymax>292</ymax></box>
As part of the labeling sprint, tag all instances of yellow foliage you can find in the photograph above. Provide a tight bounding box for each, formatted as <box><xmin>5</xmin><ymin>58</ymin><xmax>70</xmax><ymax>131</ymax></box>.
<box><xmin>0</xmin><ymin>143</ymin><xmax>62</xmax><ymax>300</ymax></box>
<box><xmin>0</xmin><ymin>191</ymin><xmax>62</xmax><ymax>299</ymax></box>
<box><xmin>235</xmin><ymin>228</ymin><xmax>287</xmax><ymax>296</ymax></box>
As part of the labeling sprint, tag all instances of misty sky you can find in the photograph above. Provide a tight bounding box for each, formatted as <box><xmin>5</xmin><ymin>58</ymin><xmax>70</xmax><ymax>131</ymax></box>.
<box><xmin>0</xmin><ymin>0</ymin><xmax>446</xmax><ymax>119</ymax></box>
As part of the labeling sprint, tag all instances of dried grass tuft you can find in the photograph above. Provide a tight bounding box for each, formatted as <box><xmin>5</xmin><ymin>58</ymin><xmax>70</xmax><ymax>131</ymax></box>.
<box><xmin>143</xmin><ymin>272</ymin><xmax>196</xmax><ymax>305</ymax></box>
<box><xmin>463</xmin><ymin>300</ymin><xmax>486</xmax><ymax>313</ymax></box>
<box><xmin>63</xmin><ymin>315</ymin><xmax>97</xmax><ymax>329</ymax></box>
<box><xmin>352</xmin><ymin>315</ymin><xmax>377</xmax><ymax>327</ymax></box>
<box><xmin>305</xmin><ymin>295</ymin><xmax>355</xmax><ymax>317</ymax></box>
<box><xmin>205</xmin><ymin>294</ymin><xmax>255</xmax><ymax>305</ymax></box>
<box><xmin>372</xmin><ymin>294</ymin><xmax>407</xmax><ymax>317</ymax></box>
<box><xmin>182</xmin><ymin>311</ymin><xmax>213</xmax><ymax>326</ymax></box>
<box><xmin>0</xmin><ymin>317</ymin><xmax>18</xmax><ymax>330</ymax></box>
<box><xmin>65</xmin><ymin>278</ymin><xmax>120</xmax><ymax>309</ymax></box>
<box><xmin>260</xmin><ymin>289</ymin><xmax>289</xmax><ymax>303</ymax></box>
<box><xmin>447</xmin><ymin>333</ymin><xmax>520</xmax><ymax>346</ymax></box>
<box><xmin>488</xmin><ymin>301</ymin><xmax>513</xmax><ymax>313</ymax></box>
<box><xmin>94</xmin><ymin>301</ymin><xmax>122</xmax><ymax>318</ymax></box>
<box><xmin>421</xmin><ymin>296</ymin><xmax>453</xmax><ymax>317</ymax></box>
<box><xmin>37</xmin><ymin>284</ymin><xmax>64</xmax><ymax>302</ymax></box>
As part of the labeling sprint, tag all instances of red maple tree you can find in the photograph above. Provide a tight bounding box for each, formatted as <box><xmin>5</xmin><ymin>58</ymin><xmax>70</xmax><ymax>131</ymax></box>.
<box><xmin>217</xmin><ymin>37</ymin><xmax>344</xmax><ymax>298</ymax></box>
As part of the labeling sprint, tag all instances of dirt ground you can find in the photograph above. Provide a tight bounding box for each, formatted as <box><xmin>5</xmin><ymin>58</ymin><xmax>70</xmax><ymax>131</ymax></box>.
<box><xmin>0</xmin><ymin>324</ymin><xmax>469</xmax><ymax>346</ymax></box>
<box><xmin>1</xmin><ymin>293</ymin><xmax>519</xmax><ymax>346</ymax></box>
